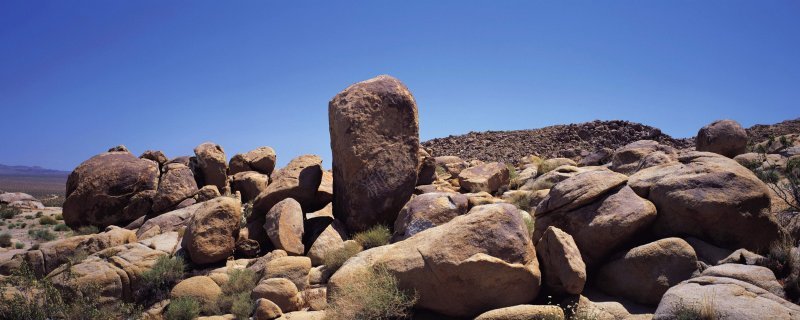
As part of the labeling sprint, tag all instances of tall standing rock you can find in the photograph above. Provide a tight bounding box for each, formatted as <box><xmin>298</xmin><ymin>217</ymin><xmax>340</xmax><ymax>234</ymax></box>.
<box><xmin>328</xmin><ymin>75</ymin><xmax>420</xmax><ymax>233</ymax></box>
<box><xmin>194</xmin><ymin>142</ymin><xmax>229</xmax><ymax>193</ymax></box>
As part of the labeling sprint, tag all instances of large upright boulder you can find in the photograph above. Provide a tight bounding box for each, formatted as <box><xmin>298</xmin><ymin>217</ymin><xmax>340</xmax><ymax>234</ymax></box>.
<box><xmin>696</xmin><ymin>119</ymin><xmax>747</xmax><ymax>158</ymax></box>
<box><xmin>264</xmin><ymin>198</ymin><xmax>305</xmax><ymax>256</ymax></box>
<box><xmin>182</xmin><ymin>197</ymin><xmax>242</xmax><ymax>264</ymax></box>
<box><xmin>329</xmin><ymin>203</ymin><xmax>541</xmax><ymax>317</ymax></box>
<box><xmin>535</xmin><ymin>226</ymin><xmax>586</xmax><ymax>295</ymax></box>
<box><xmin>64</xmin><ymin>151</ymin><xmax>159</xmax><ymax>228</ymax></box>
<box><xmin>194</xmin><ymin>142</ymin><xmax>228</xmax><ymax>192</ymax></box>
<box><xmin>629</xmin><ymin>151</ymin><xmax>780</xmax><ymax>251</ymax></box>
<box><xmin>328</xmin><ymin>75</ymin><xmax>420</xmax><ymax>233</ymax></box>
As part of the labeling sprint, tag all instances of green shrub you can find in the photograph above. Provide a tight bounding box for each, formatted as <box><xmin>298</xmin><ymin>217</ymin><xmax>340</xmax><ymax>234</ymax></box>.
<box><xmin>0</xmin><ymin>233</ymin><xmax>12</xmax><ymax>247</ymax></box>
<box><xmin>139</xmin><ymin>255</ymin><xmax>185</xmax><ymax>302</ymax></box>
<box><xmin>25</xmin><ymin>215</ymin><xmax>34</xmax><ymax>220</ymax></box>
<box><xmin>40</xmin><ymin>196</ymin><xmax>65</xmax><ymax>208</ymax></box>
<box><xmin>218</xmin><ymin>268</ymin><xmax>258</xmax><ymax>319</ymax></box>
<box><xmin>508</xmin><ymin>191</ymin><xmax>534</xmax><ymax>212</ymax></box>
<box><xmin>54</xmin><ymin>223</ymin><xmax>70</xmax><ymax>232</ymax></box>
<box><xmin>353</xmin><ymin>225</ymin><xmax>391</xmax><ymax>249</ymax></box>
<box><xmin>671</xmin><ymin>297</ymin><xmax>716</xmax><ymax>320</ymax></box>
<box><xmin>164</xmin><ymin>296</ymin><xmax>200</xmax><ymax>320</ymax></box>
<box><xmin>54</xmin><ymin>213</ymin><xmax>63</xmax><ymax>220</ymax></box>
<box><xmin>0</xmin><ymin>204</ymin><xmax>21</xmax><ymax>219</ymax></box>
<box><xmin>30</xmin><ymin>243</ymin><xmax>39</xmax><ymax>250</ymax></box>
<box><xmin>19</xmin><ymin>223</ymin><xmax>26</xmax><ymax>228</ymax></box>
<box><xmin>76</xmin><ymin>225</ymin><xmax>99</xmax><ymax>235</ymax></box>
<box><xmin>14</xmin><ymin>242</ymin><xmax>24</xmax><ymax>249</ymax></box>
<box><xmin>35</xmin><ymin>212</ymin><xmax>43</xmax><ymax>218</ymax></box>
<box><xmin>323</xmin><ymin>243</ymin><xmax>362</xmax><ymax>271</ymax></box>
<box><xmin>30</xmin><ymin>229</ymin><xmax>56</xmax><ymax>241</ymax></box>
<box><xmin>39</xmin><ymin>216</ymin><xmax>57</xmax><ymax>225</ymax></box>
<box><xmin>325</xmin><ymin>266</ymin><xmax>416</xmax><ymax>320</ymax></box>
<box><xmin>507</xmin><ymin>164</ymin><xmax>520</xmax><ymax>189</ymax></box>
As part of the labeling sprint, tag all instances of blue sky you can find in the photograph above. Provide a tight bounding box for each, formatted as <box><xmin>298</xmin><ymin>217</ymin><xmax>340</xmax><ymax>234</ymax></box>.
<box><xmin>1</xmin><ymin>1</ymin><xmax>798</xmax><ymax>171</ymax></box>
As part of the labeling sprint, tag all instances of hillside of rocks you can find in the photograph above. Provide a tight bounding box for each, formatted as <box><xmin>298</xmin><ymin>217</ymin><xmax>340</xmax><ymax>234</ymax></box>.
<box><xmin>1</xmin><ymin>75</ymin><xmax>799</xmax><ymax>320</ymax></box>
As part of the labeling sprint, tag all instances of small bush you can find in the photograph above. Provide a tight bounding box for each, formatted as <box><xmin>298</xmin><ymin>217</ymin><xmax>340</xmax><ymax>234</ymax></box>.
<box><xmin>31</xmin><ymin>243</ymin><xmax>39</xmax><ymax>250</ymax></box>
<box><xmin>76</xmin><ymin>225</ymin><xmax>99</xmax><ymax>235</ymax></box>
<box><xmin>40</xmin><ymin>196</ymin><xmax>65</xmax><ymax>208</ymax></box>
<box><xmin>30</xmin><ymin>229</ymin><xmax>56</xmax><ymax>241</ymax></box>
<box><xmin>165</xmin><ymin>297</ymin><xmax>201</xmax><ymax>320</ymax></box>
<box><xmin>507</xmin><ymin>164</ymin><xmax>520</xmax><ymax>189</ymax></box>
<box><xmin>508</xmin><ymin>192</ymin><xmax>534</xmax><ymax>212</ymax></box>
<box><xmin>353</xmin><ymin>225</ymin><xmax>391</xmax><ymax>249</ymax></box>
<box><xmin>19</xmin><ymin>223</ymin><xmax>26</xmax><ymax>228</ymax></box>
<box><xmin>324</xmin><ymin>244</ymin><xmax>362</xmax><ymax>271</ymax></box>
<box><xmin>671</xmin><ymin>297</ymin><xmax>716</xmax><ymax>320</ymax></box>
<box><xmin>35</xmin><ymin>212</ymin><xmax>43</xmax><ymax>218</ymax></box>
<box><xmin>218</xmin><ymin>268</ymin><xmax>258</xmax><ymax>319</ymax></box>
<box><xmin>0</xmin><ymin>204</ymin><xmax>21</xmax><ymax>219</ymax></box>
<box><xmin>139</xmin><ymin>255</ymin><xmax>185</xmax><ymax>302</ymax></box>
<box><xmin>0</xmin><ymin>233</ymin><xmax>12</xmax><ymax>247</ymax></box>
<box><xmin>54</xmin><ymin>223</ymin><xmax>70</xmax><ymax>232</ymax></box>
<box><xmin>39</xmin><ymin>216</ymin><xmax>57</xmax><ymax>225</ymax></box>
<box><xmin>25</xmin><ymin>215</ymin><xmax>34</xmax><ymax>220</ymax></box>
<box><xmin>14</xmin><ymin>242</ymin><xmax>24</xmax><ymax>249</ymax></box>
<box><xmin>54</xmin><ymin>213</ymin><xmax>63</xmax><ymax>220</ymax></box>
<box><xmin>325</xmin><ymin>266</ymin><xmax>416</xmax><ymax>320</ymax></box>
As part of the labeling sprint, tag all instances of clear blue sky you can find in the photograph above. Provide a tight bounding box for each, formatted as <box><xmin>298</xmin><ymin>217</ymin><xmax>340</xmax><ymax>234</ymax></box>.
<box><xmin>1</xmin><ymin>1</ymin><xmax>798</xmax><ymax>171</ymax></box>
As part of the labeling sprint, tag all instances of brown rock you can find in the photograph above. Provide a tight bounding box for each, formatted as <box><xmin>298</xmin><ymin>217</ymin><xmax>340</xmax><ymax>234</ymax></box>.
<box><xmin>252</xmin><ymin>278</ymin><xmax>303</xmax><ymax>313</ymax></box>
<box><xmin>535</xmin><ymin>170</ymin><xmax>628</xmax><ymax>214</ymax></box>
<box><xmin>417</xmin><ymin>148</ymin><xmax>437</xmax><ymax>186</ymax></box>
<box><xmin>229</xmin><ymin>146</ymin><xmax>277</xmax><ymax>175</ymax></box>
<box><xmin>231</xmin><ymin>171</ymin><xmax>269</xmax><ymax>203</ymax></box>
<box><xmin>595</xmin><ymin>238</ymin><xmax>698</xmax><ymax>306</ymax></box>
<box><xmin>458</xmin><ymin>162</ymin><xmax>510</xmax><ymax>194</ymax></box>
<box><xmin>329</xmin><ymin>75</ymin><xmax>419</xmax><ymax>233</ymax></box>
<box><xmin>182</xmin><ymin>197</ymin><xmax>242</xmax><ymax>264</ymax></box>
<box><xmin>435</xmin><ymin>156</ymin><xmax>467</xmax><ymax>179</ymax></box>
<box><xmin>264</xmin><ymin>256</ymin><xmax>312</xmax><ymax>291</ymax></box>
<box><xmin>152</xmin><ymin>163</ymin><xmax>198</xmax><ymax>213</ymax></box>
<box><xmin>629</xmin><ymin>151</ymin><xmax>780</xmax><ymax>251</ymax></box>
<box><xmin>170</xmin><ymin>276</ymin><xmax>222</xmax><ymax>306</ymax></box>
<box><xmin>391</xmin><ymin>192</ymin><xmax>469</xmax><ymax>242</ymax></box>
<box><xmin>253</xmin><ymin>155</ymin><xmax>323</xmax><ymax>217</ymax></box>
<box><xmin>140</xmin><ymin>150</ymin><xmax>168</xmax><ymax>167</ymax></box>
<box><xmin>64</xmin><ymin>151</ymin><xmax>159</xmax><ymax>228</ymax></box>
<box><xmin>253</xmin><ymin>298</ymin><xmax>283</xmax><ymax>320</ymax></box>
<box><xmin>474</xmin><ymin>305</ymin><xmax>565</xmax><ymax>320</ymax></box>
<box><xmin>329</xmin><ymin>203</ymin><xmax>541</xmax><ymax>318</ymax></box>
<box><xmin>611</xmin><ymin>140</ymin><xmax>677</xmax><ymax>175</ymax></box>
<box><xmin>263</xmin><ymin>198</ymin><xmax>305</xmax><ymax>256</ymax></box>
<box><xmin>535</xmin><ymin>226</ymin><xmax>586</xmax><ymax>295</ymax></box>
<box><xmin>194</xmin><ymin>142</ymin><xmax>229</xmax><ymax>192</ymax></box>
<box><xmin>539</xmin><ymin>158</ymin><xmax>577</xmax><ymax>174</ymax></box>
<box><xmin>696</xmin><ymin>119</ymin><xmax>748</xmax><ymax>158</ymax></box>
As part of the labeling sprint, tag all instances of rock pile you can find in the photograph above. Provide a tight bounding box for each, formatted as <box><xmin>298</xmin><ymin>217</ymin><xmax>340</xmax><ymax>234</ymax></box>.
<box><xmin>1</xmin><ymin>75</ymin><xmax>797</xmax><ymax>320</ymax></box>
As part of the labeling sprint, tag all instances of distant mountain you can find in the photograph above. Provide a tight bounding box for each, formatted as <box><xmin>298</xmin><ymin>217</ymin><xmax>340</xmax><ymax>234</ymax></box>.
<box><xmin>0</xmin><ymin>164</ymin><xmax>70</xmax><ymax>177</ymax></box>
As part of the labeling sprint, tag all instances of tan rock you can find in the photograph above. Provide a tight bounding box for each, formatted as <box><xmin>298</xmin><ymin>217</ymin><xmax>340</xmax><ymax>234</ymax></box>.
<box><xmin>152</xmin><ymin>163</ymin><xmax>198</xmax><ymax>213</ymax></box>
<box><xmin>264</xmin><ymin>256</ymin><xmax>311</xmax><ymax>291</ymax></box>
<box><xmin>229</xmin><ymin>146</ymin><xmax>277</xmax><ymax>175</ymax></box>
<box><xmin>253</xmin><ymin>155</ymin><xmax>323</xmax><ymax>217</ymax></box>
<box><xmin>194</xmin><ymin>142</ymin><xmax>229</xmax><ymax>192</ymax></box>
<box><xmin>253</xmin><ymin>298</ymin><xmax>283</xmax><ymax>320</ymax></box>
<box><xmin>535</xmin><ymin>226</ymin><xmax>586</xmax><ymax>295</ymax></box>
<box><xmin>231</xmin><ymin>171</ymin><xmax>269</xmax><ymax>203</ymax></box>
<box><xmin>458</xmin><ymin>162</ymin><xmax>510</xmax><ymax>194</ymax></box>
<box><xmin>696</xmin><ymin>119</ymin><xmax>748</xmax><ymax>158</ymax></box>
<box><xmin>170</xmin><ymin>276</ymin><xmax>222</xmax><ymax>305</ymax></box>
<box><xmin>611</xmin><ymin>140</ymin><xmax>677</xmax><ymax>175</ymax></box>
<box><xmin>474</xmin><ymin>305</ymin><xmax>565</xmax><ymax>320</ymax></box>
<box><xmin>182</xmin><ymin>197</ymin><xmax>242</xmax><ymax>264</ymax></box>
<box><xmin>329</xmin><ymin>75</ymin><xmax>419</xmax><ymax>233</ymax></box>
<box><xmin>263</xmin><ymin>198</ymin><xmax>304</xmax><ymax>256</ymax></box>
<box><xmin>595</xmin><ymin>238</ymin><xmax>697</xmax><ymax>306</ymax></box>
<box><xmin>629</xmin><ymin>151</ymin><xmax>780</xmax><ymax>251</ymax></box>
<box><xmin>252</xmin><ymin>278</ymin><xmax>303</xmax><ymax>313</ymax></box>
<box><xmin>535</xmin><ymin>170</ymin><xmax>627</xmax><ymax>214</ymax></box>
<box><xmin>391</xmin><ymin>192</ymin><xmax>469</xmax><ymax>242</ymax></box>
<box><xmin>329</xmin><ymin>203</ymin><xmax>541</xmax><ymax>318</ymax></box>
<box><xmin>539</xmin><ymin>158</ymin><xmax>577</xmax><ymax>174</ymax></box>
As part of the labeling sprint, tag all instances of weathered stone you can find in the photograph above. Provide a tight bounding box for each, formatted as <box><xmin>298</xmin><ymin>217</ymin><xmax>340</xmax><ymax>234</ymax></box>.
<box><xmin>391</xmin><ymin>192</ymin><xmax>469</xmax><ymax>242</ymax></box>
<box><xmin>152</xmin><ymin>163</ymin><xmax>198</xmax><ymax>213</ymax></box>
<box><xmin>252</xmin><ymin>278</ymin><xmax>303</xmax><ymax>313</ymax></box>
<box><xmin>611</xmin><ymin>140</ymin><xmax>677</xmax><ymax>175</ymax></box>
<box><xmin>194</xmin><ymin>142</ymin><xmax>229</xmax><ymax>192</ymax></box>
<box><xmin>595</xmin><ymin>238</ymin><xmax>698</xmax><ymax>306</ymax></box>
<box><xmin>64</xmin><ymin>151</ymin><xmax>159</xmax><ymax>228</ymax></box>
<box><xmin>535</xmin><ymin>226</ymin><xmax>586</xmax><ymax>295</ymax></box>
<box><xmin>702</xmin><ymin>264</ymin><xmax>785</xmax><ymax>297</ymax></box>
<box><xmin>521</xmin><ymin>165</ymin><xmax>586</xmax><ymax>191</ymax></box>
<box><xmin>253</xmin><ymin>298</ymin><xmax>283</xmax><ymax>320</ymax></box>
<box><xmin>696</xmin><ymin>119</ymin><xmax>748</xmax><ymax>158</ymax></box>
<box><xmin>182</xmin><ymin>197</ymin><xmax>242</xmax><ymax>264</ymax></box>
<box><xmin>329</xmin><ymin>203</ymin><xmax>541</xmax><ymax>317</ymax></box>
<box><xmin>264</xmin><ymin>256</ymin><xmax>312</xmax><ymax>291</ymax></box>
<box><xmin>629</xmin><ymin>151</ymin><xmax>780</xmax><ymax>251</ymax></box>
<box><xmin>474</xmin><ymin>305</ymin><xmax>565</xmax><ymax>320</ymax></box>
<box><xmin>435</xmin><ymin>156</ymin><xmax>468</xmax><ymax>179</ymax></box>
<box><xmin>329</xmin><ymin>75</ymin><xmax>419</xmax><ymax>233</ymax></box>
<box><xmin>539</xmin><ymin>158</ymin><xmax>577</xmax><ymax>174</ymax></box>
<box><xmin>139</xmin><ymin>150</ymin><xmax>168</xmax><ymax>167</ymax></box>
<box><xmin>231</xmin><ymin>171</ymin><xmax>269</xmax><ymax>203</ymax></box>
<box><xmin>458</xmin><ymin>162</ymin><xmax>510</xmax><ymax>194</ymax></box>
<box><xmin>417</xmin><ymin>148</ymin><xmax>437</xmax><ymax>186</ymax></box>
<box><xmin>170</xmin><ymin>276</ymin><xmax>222</xmax><ymax>306</ymax></box>
<box><xmin>229</xmin><ymin>146</ymin><xmax>277</xmax><ymax>175</ymax></box>
<box><xmin>535</xmin><ymin>170</ymin><xmax>628</xmax><ymax>214</ymax></box>
<box><xmin>534</xmin><ymin>186</ymin><xmax>657</xmax><ymax>265</ymax></box>
<box><xmin>253</xmin><ymin>155</ymin><xmax>323</xmax><ymax>217</ymax></box>
<box><xmin>264</xmin><ymin>198</ymin><xmax>304</xmax><ymax>256</ymax></box>
<box><xmin>684</xmin><ymin>237</ymin><xmax>733</xmax><ymax>266</ymax></box>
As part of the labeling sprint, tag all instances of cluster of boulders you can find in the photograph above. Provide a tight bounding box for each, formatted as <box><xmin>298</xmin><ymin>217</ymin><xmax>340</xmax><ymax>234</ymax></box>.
<box><xmin>1</xmin><ymin>75</ymin><xmax>799</xmax><ymax>320</ymax></box>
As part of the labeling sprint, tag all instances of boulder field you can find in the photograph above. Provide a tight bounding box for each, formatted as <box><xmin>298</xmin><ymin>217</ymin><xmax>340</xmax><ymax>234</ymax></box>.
<box><xmin>1</xmin><ymin>75</ymin><xmax>798</xmax><ymax>320</ymax></box>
